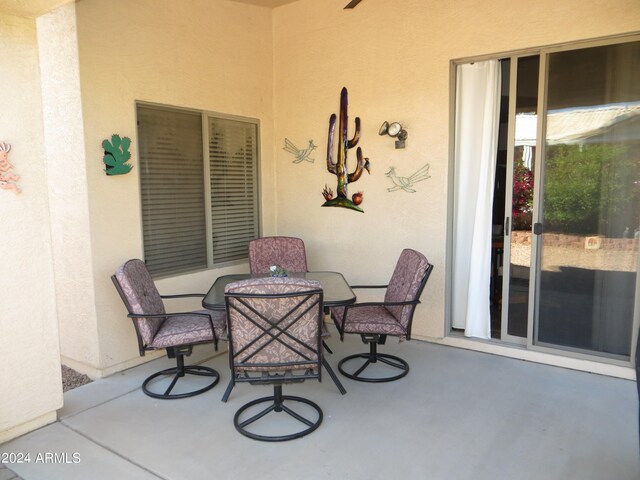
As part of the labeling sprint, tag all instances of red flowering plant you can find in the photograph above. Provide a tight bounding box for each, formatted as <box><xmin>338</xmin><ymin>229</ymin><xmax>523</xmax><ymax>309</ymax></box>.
<box><xmin>512</xmin><ymin>158</ymin><xmax>534</xmax><ymax>230</ymax></box>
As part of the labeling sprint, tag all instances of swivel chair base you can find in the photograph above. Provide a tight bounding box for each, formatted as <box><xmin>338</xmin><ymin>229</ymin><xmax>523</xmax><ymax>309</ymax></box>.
<box><xmin>142</xmin><ymin>352</ymin><xmax>219</xmax><ymax>399</ymax></box>
<box><xmin>338</xmin><ymin>334</ymin><xmax>409</xmax><ymax>383</ymax></box>
<box><xmin>234</xmin><ymin>385</ymin><xmax>323</xmax><ymax>442</ymax></box>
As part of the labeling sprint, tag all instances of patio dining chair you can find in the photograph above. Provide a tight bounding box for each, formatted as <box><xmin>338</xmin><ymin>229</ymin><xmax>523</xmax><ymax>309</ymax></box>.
<box><xmin>224</xmin><ymin>277</ymin><xmax>324</xmax><ymax>441</ymax></box>
<box><xmin>112</xmin><ymin>259</ymin><xmax>226</xmax><ymax>399</ymax></box>
<box><xmin>248</xmin><ymin>236</ymin><xmax>308</xmax><ymax>274</ymax></box>
<box><xmin>248</xmin><ymin>235</ymin><xmax>336</xmax><ymax>355</ymax></box>
<box><xmin>330</xmin><ymin>248</ymin><xmax>433</xmax><ymax>382</ymax></box>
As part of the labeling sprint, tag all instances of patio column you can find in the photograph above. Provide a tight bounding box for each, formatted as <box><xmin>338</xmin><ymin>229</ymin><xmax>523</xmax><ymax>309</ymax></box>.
<box><xmin>36</xmin><ymin>4</ymin><xmax>101</xmax><ymax>373</ymax></box>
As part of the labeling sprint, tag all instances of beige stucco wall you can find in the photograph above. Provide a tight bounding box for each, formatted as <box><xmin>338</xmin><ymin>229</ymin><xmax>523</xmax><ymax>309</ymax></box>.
<box><xmin>0</xmin><ymin>13</ymin><xmax>62</xmax><ymax>442</ymax></box>
<box><xmin>72</xmin><ymin>0</ymin><xmax>277</xmax><ymax>374</ymax></box>
<box><xmin>271</xmin><ymin>0</ymin><xmax>640</xmax><ymax>347</ymax></box>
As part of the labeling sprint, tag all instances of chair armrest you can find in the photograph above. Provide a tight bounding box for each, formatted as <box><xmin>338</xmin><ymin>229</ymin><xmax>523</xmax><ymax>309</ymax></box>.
<box><xmin>349</xmin><ymin>285</ymin><xmax>388</xmax><ymax>290</ymax></box>
<box><xmin>127</xmin><ymin>312</ymin><xmax>168</xmax><ymax>319</ymax></box>
<box><xmin>160</xmin><ymin>293</ymin><xmax>205</xmax><ymax>299</ymax></box>
<box><xmin>344</xmin><ymin>299</ymin><xmax>421</xmax><ymax>309</ymax></box>
<box><xmin>128</xmin><ymin>310</ymin><xmax>213</xmax><ymax>322</ymax></box>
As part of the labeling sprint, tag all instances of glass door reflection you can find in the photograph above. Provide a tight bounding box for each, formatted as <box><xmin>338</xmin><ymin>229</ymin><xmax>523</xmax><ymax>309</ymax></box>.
<box><xmin>534</xmin><ymin>41</ymin><xmax>640</xmax><ymax>359</ymax></box>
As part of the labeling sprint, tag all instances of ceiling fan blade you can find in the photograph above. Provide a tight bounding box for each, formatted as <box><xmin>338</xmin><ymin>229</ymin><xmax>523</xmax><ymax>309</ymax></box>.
<box><xmin>344</xmin><ymin>0</ymin><xmax>363</xmax><ymax>9</ymax></box>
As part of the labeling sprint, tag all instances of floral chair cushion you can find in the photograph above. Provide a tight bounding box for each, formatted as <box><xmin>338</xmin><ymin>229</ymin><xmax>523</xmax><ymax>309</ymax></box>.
<box><xmin>331</xmin><ymin>305</ymin><xmax>406</xmax><ymax>337</ymax></box>
<box><xmin>225</xmin><ymin>278</ymin><xmax>321</xmax><ymax>372</ymax></box>
<box><xmin>248</xmin><ymin>236</ymin><xmax>308</xmax><ymax>274</ymax></box>
<box><xmin>114</xmin><ymin>259</ymin><xmax>166</xmax><ymax>346</ymax></box>
<box><xmin>384</xmin><ymin>249</ymin><xmax>431</xmax><ymax>330</ymax></box>
<box><xmin>151</xmin><ymin>310</ymin><xmax>227</xmax><ymax>349</ymax></box>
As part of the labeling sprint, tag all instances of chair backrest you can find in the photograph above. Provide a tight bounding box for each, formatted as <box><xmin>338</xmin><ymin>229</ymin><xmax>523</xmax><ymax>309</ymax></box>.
<box><xmin>384</xmin><ymin>249</ymin><xmax>433</xmax><ymax>334</ymax></box>
<box><xmin>112</xmin><ymin>259</ymin><xmax>166</xmax><ymax>347</ymax></box>
<box><xmin>225</xmin><ymin>278</ymin><xmax>322</xmax><ymax>374</ymax></box>
<box><xmin>248</xmin><ymin>236</ymin><xmax>308</xmax><ymax>274</ymax></box>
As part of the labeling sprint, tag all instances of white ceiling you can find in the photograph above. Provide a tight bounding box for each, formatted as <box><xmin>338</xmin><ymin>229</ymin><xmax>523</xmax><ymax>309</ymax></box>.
<box><xmin>0</xmin><ymin>0</ymin><xmax>300</xmax><ymax>18</ymax></box>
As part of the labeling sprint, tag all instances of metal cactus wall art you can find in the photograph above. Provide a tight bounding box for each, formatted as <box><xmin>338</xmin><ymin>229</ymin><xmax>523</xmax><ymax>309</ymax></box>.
<box><xmin>322</xmin><ymin>87</ymin><xmax>370</xmax><ymax>212</ymax></box>
<box><xmin>0</xmin><ymin>142</ymin><xmax>20</xmax><ymax>194</ymax></box>
<box><xmin>103</xmin><ymin>134</ymin><xmax>133</xmax><ymax>175</ymax></box>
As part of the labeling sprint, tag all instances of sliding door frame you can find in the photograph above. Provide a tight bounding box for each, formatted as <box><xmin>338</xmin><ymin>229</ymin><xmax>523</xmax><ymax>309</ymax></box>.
<box><xmin>500</xmin><ymin>55</ymin><xmax>527</xmax><ymax>345</ymax></box>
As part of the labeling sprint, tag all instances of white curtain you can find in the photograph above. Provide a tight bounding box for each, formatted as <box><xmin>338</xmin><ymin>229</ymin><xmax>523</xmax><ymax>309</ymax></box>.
<box><xmin>452</xmin><ymin>60</ymin><xmax>501</xmax><ymax>339</ymax></box>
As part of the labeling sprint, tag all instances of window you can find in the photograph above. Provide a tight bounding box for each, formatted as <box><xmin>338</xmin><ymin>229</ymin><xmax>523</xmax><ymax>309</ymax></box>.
<box><xmin>137</xmin><ymin>104</ymin><xmax>260</xmax><ymax>276</ymax></box>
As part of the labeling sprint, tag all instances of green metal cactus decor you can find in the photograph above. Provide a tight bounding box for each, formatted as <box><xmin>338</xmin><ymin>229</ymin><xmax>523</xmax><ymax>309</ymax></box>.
<box><xmin>322</xmin><ymin>87</ymin><xmax>370</xmax><ymax>212</ymax></box>
<box><xmin>103</xmin><ymin>134</ymin><xmax>133</xmax><ymax>175</ymax></box>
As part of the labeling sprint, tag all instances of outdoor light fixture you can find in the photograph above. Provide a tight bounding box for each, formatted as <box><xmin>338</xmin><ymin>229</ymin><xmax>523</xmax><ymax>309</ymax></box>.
<box><xmin>379</xmin><ymin>121</ymin><xmax>408</xmax><ymax>149</ymax></box>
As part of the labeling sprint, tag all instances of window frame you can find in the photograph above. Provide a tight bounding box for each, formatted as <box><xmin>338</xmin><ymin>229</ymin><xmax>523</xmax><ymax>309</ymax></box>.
<box><xmin>135</xmin><ymin>101</ymin><xmax>262</xmax><ymax>278</ymax></box>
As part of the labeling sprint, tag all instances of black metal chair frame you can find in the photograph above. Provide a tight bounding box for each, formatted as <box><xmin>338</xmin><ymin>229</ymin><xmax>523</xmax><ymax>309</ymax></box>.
<box><xmin>224</xmin><ymin>287</ymin><xmax>324</xmax><ymax>442</ymax></box>
<box><xmin>332</xmin><ymin>263</ymin><xmax>434</xmax><ymax>383</ymax></box>
<box><xmin>111</xmin><ymin>277</ymin><xmax>220</xmax><ymax>399</ymax></box>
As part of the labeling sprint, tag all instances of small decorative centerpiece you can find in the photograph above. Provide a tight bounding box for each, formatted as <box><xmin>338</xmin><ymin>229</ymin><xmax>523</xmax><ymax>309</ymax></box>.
<box><xmin>269</xmin><ymin>265</ymin><xmax>288</xmax><ymax>277</ymax></box>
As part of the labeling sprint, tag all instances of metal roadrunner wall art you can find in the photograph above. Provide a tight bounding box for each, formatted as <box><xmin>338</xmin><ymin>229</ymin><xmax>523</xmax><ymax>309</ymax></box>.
<box><xmin>283</xmin><ymin>138</ymin><xmax>317</xmax><ymax>164</ymax></box>
<box><xmin>385</xmin><ymin>164</ymin><xmax>431</xmax><ymax>193</ymax></box>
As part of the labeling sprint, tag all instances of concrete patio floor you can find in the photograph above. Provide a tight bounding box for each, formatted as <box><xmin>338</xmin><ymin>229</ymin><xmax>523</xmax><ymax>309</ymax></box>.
<box><xmin>2</xmin><ymin>328</ymin><xmax>639</xmax><ymax>480</ymax></box>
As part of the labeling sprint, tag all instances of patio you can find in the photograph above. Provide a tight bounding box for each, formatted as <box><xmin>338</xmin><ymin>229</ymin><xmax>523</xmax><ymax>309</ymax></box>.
<box><xmin>3</xmin><ymin>0</ymin><xmax>640</xmax><ymax>455</ymax></box>
<box><xmin>2</xmin><ymin>328</ymin><xmax>638</xmax><ymax>480</ymax></box>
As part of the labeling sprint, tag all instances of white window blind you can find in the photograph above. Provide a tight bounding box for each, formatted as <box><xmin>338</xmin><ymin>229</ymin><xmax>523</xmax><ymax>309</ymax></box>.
<box><xmin>209</xmin><ymin>117</ymin><xmax>259</xmax><ymax>263</ymax></box>
<box><xmin>137</xmin><ymin>104</ymin><xmax>260</xmax><ymax>276</ymax></box>
<box><xmin>138</xmin><ymin>106</ymin><xmax>207</xmax><ymax>276</ymax></box>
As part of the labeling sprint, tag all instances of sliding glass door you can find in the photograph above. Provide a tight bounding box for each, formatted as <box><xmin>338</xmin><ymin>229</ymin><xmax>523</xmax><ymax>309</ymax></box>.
<box><xmin>452</xmin><ymin>36</ymin><xmax>640</xmax><ymax>363</ymax></box>
<box><xmin>533</xmin><ymin>41</ymin><xmax>640</xmax><ymax>358</ymax></box>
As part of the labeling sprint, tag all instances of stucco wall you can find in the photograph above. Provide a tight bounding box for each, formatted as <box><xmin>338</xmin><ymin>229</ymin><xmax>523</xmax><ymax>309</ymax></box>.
<box><xmin>0</xmin><ymin>13</ymin><xmax>62</xmax><ymax>442</ymax></box>
<box><xmin>73</xmin><ymin>0</ymin><xmax>276</xmax><ymax>374</ymax></box>
<box><xmin>271</xmin><ymin>0</ymin><xmax>640</xmax><ymax>342</ymax></box>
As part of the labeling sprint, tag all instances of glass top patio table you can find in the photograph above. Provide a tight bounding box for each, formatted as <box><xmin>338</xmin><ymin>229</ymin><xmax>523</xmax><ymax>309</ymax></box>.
<box><xmin>202</xmin><ymin>271</ymin><xmax>356</xmax><ymax>311</ymax></box>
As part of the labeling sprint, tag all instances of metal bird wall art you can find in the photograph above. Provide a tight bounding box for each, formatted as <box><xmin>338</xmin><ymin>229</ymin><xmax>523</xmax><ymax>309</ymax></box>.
<box><xmin>385</xmin><ymin>164</ymin><xmax>431</xmax><ymax>193</ymax></box>
<box><xmin>283</xmin><ymin>138</ymin><xmax>317</xmax><ymax>164</ymax></box>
